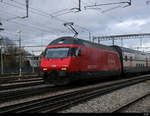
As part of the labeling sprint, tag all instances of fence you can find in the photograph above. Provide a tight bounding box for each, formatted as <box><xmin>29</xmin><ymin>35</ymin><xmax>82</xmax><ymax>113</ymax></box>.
<box><xmin>0</xmin><ymin>48</ymin><xmax>42</xmax><ymax>75</ymax></box>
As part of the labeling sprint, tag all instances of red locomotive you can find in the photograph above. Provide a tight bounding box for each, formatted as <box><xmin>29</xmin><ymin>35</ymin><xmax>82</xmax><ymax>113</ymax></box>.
<box><xmin>40</xmin><ymin>36</ymin><xmax>150</xmax><ymax>85</ymax></box>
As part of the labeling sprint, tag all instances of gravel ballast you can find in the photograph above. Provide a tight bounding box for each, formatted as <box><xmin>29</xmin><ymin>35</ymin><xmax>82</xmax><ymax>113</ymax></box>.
<box><xmin>60</xmin><ymin>81</ymin><xmax>150</xmax><ymax>113</ymax></box>
<box><xmin>120</xmin><ymin>94</ymin><xmax>150</xmax><ymax>112</ymax></box>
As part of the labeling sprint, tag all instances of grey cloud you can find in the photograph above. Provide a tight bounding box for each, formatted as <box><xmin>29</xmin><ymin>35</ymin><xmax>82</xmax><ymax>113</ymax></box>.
<box><xmin>0</xmin><ymin>0</ymin><xmax>150</xmax><ymax>54</ymax></box>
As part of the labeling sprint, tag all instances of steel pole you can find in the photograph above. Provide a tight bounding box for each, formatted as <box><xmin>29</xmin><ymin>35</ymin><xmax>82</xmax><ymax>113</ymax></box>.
<box><xmin>112</xmin><ymin>37</ymin><xmax>115</xmax><ymax>45</ymax></box>
<box><xmin>32</xmin><ymin>51</ymin><xmax>35</xmax><ymax>73</ymax></box>
<box><xmin>89</xmin><ymin>32</ymin><xmax>91</xmax><ymax>41</ymax></box>
<box><xmin>0</xmin><ymin>38</ymin><xmax>3</xmax><ymax>74</ymax></box>
<box><xmin>98</xmin><ymin>38</ymin><xmax>100</xmax><ymax>44</ymax></box>
<box><xmin>79</xmin><ymin>0</ymin><xmax>81</xmax><ymax>11</ymax></box>
<box><xmin>18</xmin><ymin>31</ymin><xmax>22</xmax><ymax>77</ymax></box>
<box><xmin>0</xmin><ymin>26</ymin><xmax>4</xmax><ymax>75</ymax></box>
<box><xmin>121</xmin><ymin>38</ymin><xmax>123</xmax><ymax>47</ymax></box>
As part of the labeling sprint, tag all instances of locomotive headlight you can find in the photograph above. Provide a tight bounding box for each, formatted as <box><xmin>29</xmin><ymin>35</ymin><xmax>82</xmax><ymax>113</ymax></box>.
<box><xmin>43</xmin><ymin>68</ymin><xmax>48</xmax><ymax>71</ymax></box>
<box><xmin>61</xmin><ymin>67</ymin><xmax>67</xmax><ymax>71</ymax></box>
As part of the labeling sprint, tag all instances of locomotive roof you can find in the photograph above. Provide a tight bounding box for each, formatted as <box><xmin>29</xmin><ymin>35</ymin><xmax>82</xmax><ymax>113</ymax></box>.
<box><xmin>49</xmin><ymin>36</ymin><xmax>117</xmax><ymax>52</ymax></box>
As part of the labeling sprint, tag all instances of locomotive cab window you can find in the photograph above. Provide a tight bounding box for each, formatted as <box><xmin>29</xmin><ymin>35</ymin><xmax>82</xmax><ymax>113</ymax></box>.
<box><xmin>44</xmin><ymin>47</ymin><xmax>70</xmax><ymax>58</ymax></box>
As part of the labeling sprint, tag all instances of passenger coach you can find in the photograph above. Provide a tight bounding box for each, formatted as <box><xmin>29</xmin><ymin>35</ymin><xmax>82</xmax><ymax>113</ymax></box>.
<box><xmin>118</xmin><ymin>47</ymin><xmax>150</xmax><ymax>73</ymax></box>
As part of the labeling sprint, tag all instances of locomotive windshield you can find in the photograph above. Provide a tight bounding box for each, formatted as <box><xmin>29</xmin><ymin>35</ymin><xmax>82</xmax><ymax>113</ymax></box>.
<box><xmin>44</xmin><ymin>47</ymin><xmax>69</xmax><ymax>58</ymax></box>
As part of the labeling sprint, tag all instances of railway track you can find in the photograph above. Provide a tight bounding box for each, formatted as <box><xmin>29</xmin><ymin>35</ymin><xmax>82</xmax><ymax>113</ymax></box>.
<box><xmin>111</xmin><ymin>93</ymin><xmax>150</xmax><ymax>113</ymax></box>
<box><xmin>0</xmin><ymin>75</ymin><xmax>39</xmax><ymax>84</ymax></box>
<box><xmin>1</xmin><ymin>77</ymin><xmax>43</xmax><ymax>84</ymax></box>
<box><xmin>0</xmin><ymin>74</ymin><xmax>150</xmax><ymax>113</ymax></box>
<box><xmin>0</xmin><ymin>73</ymin><xmax>39</xmax><ymax>77</ymax></box>
<box><xmin>0</xmin><ymin>84</ymin><xmax>54</xmax><ymax>104</ymax></box>
<box><xmin>0</xmin><ymin>78</ymin><xmax>44</xmax><ymax>91</ymax></box>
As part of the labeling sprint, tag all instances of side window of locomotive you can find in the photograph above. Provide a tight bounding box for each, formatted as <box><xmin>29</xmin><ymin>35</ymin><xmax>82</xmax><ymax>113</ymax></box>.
<box><xmin>69</xmin><ymin>48</ymin><xmax>81</xmax><ymax>56</ymax></box>
<box><xmin>76</xmin><ymin>48</ymin><xmax>81</xmax><ymax>56</ymax></box>
<box><xmin>79</xmin><ymin>49</ymin><xmax>81</xmax><ymax>56</ymax></box>
<box><xmin>69</xmin><ymin>48</ymin><xmax>75</xmax><ymax>56</ymax></box>
<box><xmin>74</xmin><ymin>48</ymin><xmax>81</xmax><ymax>56</ymax></box>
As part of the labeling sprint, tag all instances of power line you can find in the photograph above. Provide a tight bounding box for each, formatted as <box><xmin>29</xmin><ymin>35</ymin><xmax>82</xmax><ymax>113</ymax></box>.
<box><xmin>0</xmin><ymin>1</ymin><xmax>54</xmax><ymax>21</ymax></box>
<box><xmin>85</xmin><ymin>0</ymin><xmax>131</xmax><ymax>8</ymax></box>
<box><xmin>49</xmin><ymin>0</ymin><xmax>81</xmax><ymax>17</ymax></box>
<box><xmin>0</xmin><ymin>0</ymin><xmax>91</xmax><ymax>35</ymax></box>
<box><xmin>93</xmin><ymin>33</ymin><xmax>150</xmax><ymax>45</ymax></box>
<box><xmin>10</xmin><ymin>0</ymin><xmax>81</xmax><ymax>17</ymax></box>
<box><xmin>146</xmin><ymin>1</ymin><xmax>150</xmax><ymax>5</ymax></box>
<box><xmin>22</xmin><ymin>45</ymin><xmax>46</xmax><ymax>48</ymax></box>
<box><xmin>0</xmin><ymin>16</ymin><xmax>63</xmax><ymax>36</ymax></box>
<box><xmin>84</xmin><ymin>0</ymin><xmax>132</xmax><ymax>12</ymax></box>
<box><xmin>80</xmin><ymin>0</ymin><xmax>123</xmax><ymax>22</ymax></box>
<box><xmin>1</xmin><ymin>31</ymin><xmax>32</xmax><ymax>38</ymax></box>
<box><xmin>83</xmin><ymin>0</ymin><xmax>95</xmax><ymax>5</ymax></box>
<box><xmin>0</xmin><ymin>0</ymin><xmax>92</xmax><ymax>44</ymax></box>
<box><xmin>0</xmin><ymin>7</ymin><xmax>66</xmax><ymax>34</ymax></box>
<box><xmin>50</xmin><ymin>10</ymin><xmax>74</xmax><ymax>18</ymax></box>
<box><xmin>4</xmin><ymin>0</ymin><xmax>29</xmax><ymax>19</ymax></box>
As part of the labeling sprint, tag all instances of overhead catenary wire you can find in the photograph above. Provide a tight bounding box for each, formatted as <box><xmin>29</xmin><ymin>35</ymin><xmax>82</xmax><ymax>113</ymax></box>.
<box><xmin>84</xmin><ymin>0</ymin><xmax>131</xmax><ymax>13</ymax></box>
<box><xmin>0</xmin><ymin>18</ymin><xmax>53</xmax><ymax>46</ymax></box>
<box><xmin>0</xmin><ymin>15</ymin><xmax>68</xmax><ymax>42</ymax></box>
<box><xmin>81</xmin><ymin>0</ymin><xmax>124</xmax><ymax>22</ymax></box>
<box><xmin>0</xmin><ymin>0</ymin><xmax>91</xmax><ymax>45</ymax></box>
<box><xmin>83</xmin><ymin>0</ymin><xmax>95</xmax><ymax>5</ymax></box>
<box><xmin>12</xmin><ymin>0</ymin><xmax>77</xmax><ymax>17</ymax></box>
<box><xmin>146</xmin><ymin>0</ymin><xmax>150</xmax><ymax>5</ymax></box>
<box><xmin>85</xmin><ymin>0</ymin><xmax>131</xmax><ymax>8</ymax></box>
<box><xmin>0</xmin><ymin>0</ymin><xmax>91</xmax><ymax>35</ymax></box>
<box><xmin>101</xmin><ymin>5</ymin><xmax>122</xmax><ymax>13</ymax></box>
<box><xmin>1</xmin><ymin>31</ymin><xmax>32</xmax><ymax>38</ymax></box>
<box><xmin>0</xmin><ymin>0</ymin><xmax>94</xmax><ymax>56</ymax></box>
<box><xmin>0</xmin><ymin>17</ymin><xmax>56</xmax><ymax>35</ymax></box>
<box><xmin>0</xmin><ymin>5</ymin><xmax>67</xmax><ymax>34</ymax></box>
<box><xmin>1</xmin><ymin>0</ymin><xmax>137</xmax><ymax>43</ymax></box>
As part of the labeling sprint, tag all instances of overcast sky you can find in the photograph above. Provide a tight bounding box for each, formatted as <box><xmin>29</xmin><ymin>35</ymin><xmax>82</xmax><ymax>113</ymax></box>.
<box><xmin>0</xmin><ymin>0</ymin><xmax>150</xmax><ymax>55</ymax></box>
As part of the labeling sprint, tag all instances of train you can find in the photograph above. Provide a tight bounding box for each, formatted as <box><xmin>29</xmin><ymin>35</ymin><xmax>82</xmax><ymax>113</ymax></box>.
<box><xmin>40</xmin><ymin>36</ymin><xmax>150</xmax><ymax>85</ymax></box>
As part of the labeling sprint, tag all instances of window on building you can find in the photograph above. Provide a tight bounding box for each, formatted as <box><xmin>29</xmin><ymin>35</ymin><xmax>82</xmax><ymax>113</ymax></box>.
<box><xmin>125</xmin><ymin>56</ymin><xmax>128</xmax><ymax>61</ymax></box>
<box><xmin>130</xmin><ymin>57</ymin><xmax>132</xmax><ymax>61</ymax></box>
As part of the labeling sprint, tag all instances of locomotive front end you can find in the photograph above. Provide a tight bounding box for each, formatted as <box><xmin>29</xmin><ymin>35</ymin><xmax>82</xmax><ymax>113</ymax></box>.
<box><xmin>40</xmin><ymin>47</ymin><xmax>71</xmax><ymax>85</ymax></box>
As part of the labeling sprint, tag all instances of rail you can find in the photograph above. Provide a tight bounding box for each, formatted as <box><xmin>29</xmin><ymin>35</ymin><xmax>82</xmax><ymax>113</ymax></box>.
<box><xmin>0</xmin><ymin>74</ymin><xmax>149</xmax><ymax>113</ymax></box>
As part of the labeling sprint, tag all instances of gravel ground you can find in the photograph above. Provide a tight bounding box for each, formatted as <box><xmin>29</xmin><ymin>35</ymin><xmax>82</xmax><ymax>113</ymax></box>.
<box><xmin>60</xmin><ymin>81</ymin><xmax>150</xmax><ymax>113</ymax></box>
<box><xmin>0</xmin><ymin>79</ymin><xmax>123</xmax><ymax>109</ymax></box>
<box><xmin>120</xmin><ymin>95</ymin><xmax>150</xmax><ymax>113</ymax></box>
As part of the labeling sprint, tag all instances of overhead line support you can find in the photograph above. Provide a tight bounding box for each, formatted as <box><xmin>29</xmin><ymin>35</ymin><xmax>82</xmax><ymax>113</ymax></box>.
<box><xmin>79</xmin><ymin>0</ymin><xmax>81</xmax><ymax>11</ymax></box>
<box><xmin>84</xmin><ymin>0</ymin><xmax>131</xmax><ymax>10</ymax></box>
<box><xmin>26</xmin><ymin>0</ymin><xmax>29</xmax><ymax>18</ymax></box>
<box><xmin>93</xmin><ymin>33</ymin><xmax>150</xmax><ymax>45</ymax></box>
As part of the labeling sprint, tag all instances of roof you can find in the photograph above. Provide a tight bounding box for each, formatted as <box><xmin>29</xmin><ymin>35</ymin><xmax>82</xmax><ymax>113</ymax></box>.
<box><xmin>48</xmin><ymin>36</ymin><xmax>117</xmax><ymax>52</ymax></box>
